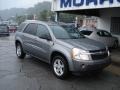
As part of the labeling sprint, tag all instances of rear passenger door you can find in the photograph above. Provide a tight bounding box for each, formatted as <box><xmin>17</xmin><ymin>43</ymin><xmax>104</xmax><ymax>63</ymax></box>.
<box><xmin>22</xmin><ymin>23</ymin><xmax>38</xmax><ymax>55</ymax></box>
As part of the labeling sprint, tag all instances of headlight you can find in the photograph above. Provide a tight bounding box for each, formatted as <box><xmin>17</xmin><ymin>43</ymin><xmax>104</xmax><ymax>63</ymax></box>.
<box><xmin>72</xmin><ymin>48</ymin><xmax>89</xmax><ymax>60</ymax></box>
<box><xmin>108</xmin><ymin>50</ymin><xmax>110</xmax><ymax>56</ymax></box>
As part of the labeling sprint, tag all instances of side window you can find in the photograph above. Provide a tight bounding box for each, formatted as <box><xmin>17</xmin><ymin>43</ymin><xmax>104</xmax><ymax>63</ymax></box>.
<box><xmin>103</xmin><ymin>31</ymin><xmax>112</xmax><ymax>37</ymax></box>
<box><xmin>23</xmin><ymin>23</ymin><xmax>38</xmax><ymax>35</ymax></box>
<box><xmin>81</xmin><ymin>30</ymin><xmax>93</xmax><ymax>35</ymax></box>
<box><xmin>97</xmin><ymin>31</ymin><xmax>104</xmax><ymax>36</ymax></box>
<box><xmin>97</xmin><ymin>31</ymin><xmax>111</xmax><ymax>37</ymax></box>
<box><xmin>36</xmin><ymin>24</ymin><xmax>50</xmax><ymax>38</ymax></box>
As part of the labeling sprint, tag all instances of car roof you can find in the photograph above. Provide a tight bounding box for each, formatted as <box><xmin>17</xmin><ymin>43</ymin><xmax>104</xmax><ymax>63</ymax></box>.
<box><xmin>24</xmin><ymin>20</ymin><xmax>58</xmax><ymax>26</ymax></box>
<box><xmin>96</xmin><ymin>29</ymin><xmax>109</xmax><ymax>32</ymax></box>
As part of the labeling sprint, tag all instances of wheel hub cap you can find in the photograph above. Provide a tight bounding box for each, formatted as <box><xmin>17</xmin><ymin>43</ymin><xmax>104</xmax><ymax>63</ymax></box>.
<box><xmin>53</xmin><ymin>59</ymin><xmax>64</xmax><ymax>76</ymax></box>
<box><xmin>17</xmin><ymin>45</ymin><xmax>21</xmax><ymax>56</ymax></box>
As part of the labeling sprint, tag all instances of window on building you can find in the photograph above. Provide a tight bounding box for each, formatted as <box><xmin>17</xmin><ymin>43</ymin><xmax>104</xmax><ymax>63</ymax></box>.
<box><xmin>111</xmin><ymin>17</ymin><xmax>120</xmax><ymax>35</ymax></box>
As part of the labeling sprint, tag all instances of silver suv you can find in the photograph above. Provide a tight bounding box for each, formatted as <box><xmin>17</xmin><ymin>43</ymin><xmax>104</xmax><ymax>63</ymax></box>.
<box><xmin>15</xmin><ymin>20</ymin><xmax>111</xmax><ymax>79</ymax></box>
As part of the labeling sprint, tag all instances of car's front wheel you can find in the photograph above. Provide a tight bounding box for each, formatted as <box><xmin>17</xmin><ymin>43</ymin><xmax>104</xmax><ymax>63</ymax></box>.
<box><xmin>113</xmin><ymin>41</ymin><xmax>119</xmax><ymax>49</ymax></box>
<box><xmin>16</xmin><ymin>43</ymin><xmax>26</xmax><ymax>59</ymax></box>
<box><xmin>52</xmin><ymin>55</ymin><xmax>69</xmax><ymax>79</ymax></box>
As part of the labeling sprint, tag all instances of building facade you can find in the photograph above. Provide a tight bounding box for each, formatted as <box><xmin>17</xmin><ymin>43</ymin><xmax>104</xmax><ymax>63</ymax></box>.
<box><xmin>52</xmin><ymin>0</ymin><xmax>120</xmax><ymax>45</ymax></box>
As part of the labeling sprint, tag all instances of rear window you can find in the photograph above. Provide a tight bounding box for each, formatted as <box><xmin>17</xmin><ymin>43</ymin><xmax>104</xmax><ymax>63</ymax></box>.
<box><xmin>0</xmin><ymin>25</ymin><xmax>7</xmax><ymax>29</ymax></box>
<box><xmin>0</xmin><ymin>25</ymin><xmax>8</xmax><ymax>32</ymax></box>
<box><xmin>80</xmin><ymin>30</ymin><xmax>93</xmax><ymax>35</ymax></box>
<box><xmin>18</xmin><ymin>23</ymin><xmax>27</xmax><ymax>32</ymax></box>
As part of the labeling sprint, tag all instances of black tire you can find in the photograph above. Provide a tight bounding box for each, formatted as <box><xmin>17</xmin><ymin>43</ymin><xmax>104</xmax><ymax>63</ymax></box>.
<box><xmin>6</xmin><ymin>34</ymin><xmax>9</xmax><ymax>36</ymax></box>
<box><xmin>52</xmin><ymin>55</ymin><xmax>69</xmax><ymax>79</ymax></box>
<box><xmin>113</xmin><ymin>41</ymin><xmax>119</xmax><ymax>49</ymax></box>
<box><xmin>92</xmin><ymin>69</ymin><xmax>103</xmax><ymax>75</ymax></box>
<box><xmin>16</xmin><ymin>43</ymin><xmax>26</xmax><ymax>59</ymax></box>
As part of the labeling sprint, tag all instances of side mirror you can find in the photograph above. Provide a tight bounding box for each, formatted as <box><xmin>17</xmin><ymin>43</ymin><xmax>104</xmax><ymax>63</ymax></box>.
<box><xmin>39</xmin><ymin>34</ymin><xmax>52</xmax><ymax>41</ymax></box>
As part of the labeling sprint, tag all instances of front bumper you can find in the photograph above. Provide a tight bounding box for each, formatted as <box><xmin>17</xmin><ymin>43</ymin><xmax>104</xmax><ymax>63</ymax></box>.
<box><xmin>71</xmin><ymin>57</ymin><xmax>111</xmax><ymax>72</ymax></box>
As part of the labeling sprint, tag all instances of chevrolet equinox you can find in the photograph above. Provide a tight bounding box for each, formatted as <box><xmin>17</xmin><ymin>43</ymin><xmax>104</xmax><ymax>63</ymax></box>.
<box><xmin>15</xmin><ymin>20</ymin><xmax>111</xmax><ymax>79</ymax></box>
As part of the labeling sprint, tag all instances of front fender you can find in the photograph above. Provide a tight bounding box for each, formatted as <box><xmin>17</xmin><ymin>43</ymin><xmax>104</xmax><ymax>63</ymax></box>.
<box><xmin>50</xmin><ymin>44</ymin><xmax>74</xmax><ymax>71</ymax></box>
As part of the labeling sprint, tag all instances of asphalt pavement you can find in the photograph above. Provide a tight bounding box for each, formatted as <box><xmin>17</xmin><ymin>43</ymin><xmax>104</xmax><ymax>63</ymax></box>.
<box><xmin>111</xmin><ymin>48</ymin><xmax>120</xmax><ymax>66</ymax></box>
<box><xmin>0</xmin><ymin>34</ymin><xmax>120</xmax><ymax>90</ymax></box>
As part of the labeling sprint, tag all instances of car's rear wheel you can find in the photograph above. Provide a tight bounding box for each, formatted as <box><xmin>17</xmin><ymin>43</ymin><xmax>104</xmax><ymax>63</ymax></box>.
<box><xmin>52</xmin><ymin>55</ymin><xmax>69</xmax><ymax>79</ymax></box>
<box><xmin>16</xmin><ymin>43</ymin><xmax>26</xmax><ymax>59</ymax></box>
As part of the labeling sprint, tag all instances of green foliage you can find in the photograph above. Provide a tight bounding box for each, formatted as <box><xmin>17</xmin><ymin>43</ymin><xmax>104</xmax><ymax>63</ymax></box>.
<box><xmin>15</xmin><ymin>1</ymin><xmax>77</xmax><ymax>23</ymax></box>
<box><xmin>38</xmin><ymin>10</ymin><xmax>55</xmax><ymax>21</ymax></box>
<box><xmin>27</xmin><ymin>14</ymin><xmax>34</xmax><ymax>20</ymax></box>
<box><xmin>16</xmin><ymin>15</ymin><xmax>26</xmax><ymax>25</ymax></box>
<box><xmin>12</xmin><ymin>1</ymin><xmax>83</xmax><ymax>24</ymax></box>
<box><xmin>39</xmin><ymin>10</ymin><xmax>48</xmax><ymax>21</ymax></box>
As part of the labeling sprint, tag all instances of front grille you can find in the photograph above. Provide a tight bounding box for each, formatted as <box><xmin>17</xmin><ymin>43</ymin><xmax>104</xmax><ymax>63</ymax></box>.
<box><xmin>91</xmin><ymin>53</ymin><xmax>108</xmax><ymax>60</ymax></box>
<box><xmin>90</xmin><ymin>49</ymin><xmax>108</xmax><ymax>60</ymax></box>
<box><xmin>89</xmin><ymin>49</ymin><xmax>106</xmax><ymax>53</ymax></box>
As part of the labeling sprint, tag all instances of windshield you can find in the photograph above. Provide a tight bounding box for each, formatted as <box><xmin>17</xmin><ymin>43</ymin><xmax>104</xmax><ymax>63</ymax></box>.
<box><xmin>50</xmin><ymin>25</ymin><xmax>85</xmax><ymax>39</ymax></box>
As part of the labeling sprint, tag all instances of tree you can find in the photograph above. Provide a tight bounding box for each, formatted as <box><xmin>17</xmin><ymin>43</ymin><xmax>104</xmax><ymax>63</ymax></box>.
<box><xmin>15</xmin><ymin>15</ymin><xmax>26</xmax><ymax>25</ymax></box>
<box><xmin>39</xmin><ymin>10</ymin><xmax>48</xmax><ymax>21</ymax></box>
<box><xmin>27</xmin><ymin>14</ymin><xmax>34</xmax><ymax>20</ymax></box>
<box><xmin>38</xmin><ymin>10</ymin><xmax>54</xmax><ymax>21</ymax></box>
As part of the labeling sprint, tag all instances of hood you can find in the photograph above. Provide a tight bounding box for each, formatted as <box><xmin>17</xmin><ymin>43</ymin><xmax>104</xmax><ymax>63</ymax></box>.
<box><xmin>58</xmin><ymin>38</ymin><xmax>106</xmax><ymax>51</ymax></box>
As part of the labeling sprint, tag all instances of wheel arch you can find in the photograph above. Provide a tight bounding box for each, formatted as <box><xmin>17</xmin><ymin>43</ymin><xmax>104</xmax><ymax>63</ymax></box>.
<box><xmin>15</xmin><ymin>40</ymin><xmax>21</xmax><ymax>46</ymax></box>
<box><xmin>50</xmin><ymin>51</ymin><xmax>70</xmax><ymax>69</ymax></box>
<box><xmin>15</xmin><ymin>37</ymin><xmax>23</xmax><ymax>47</ymax></box>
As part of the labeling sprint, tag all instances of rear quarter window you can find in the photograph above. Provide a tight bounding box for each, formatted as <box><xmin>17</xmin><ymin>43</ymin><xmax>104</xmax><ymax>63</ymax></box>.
<box><xmin>17</xmin><ymin>23</ymin><xmax>27</xmax><ymax>32</ymax></box>
<box><xmin>23</xmin><ymin>23</ymin><xmax>38</xmax><ymax>36</ymax></box>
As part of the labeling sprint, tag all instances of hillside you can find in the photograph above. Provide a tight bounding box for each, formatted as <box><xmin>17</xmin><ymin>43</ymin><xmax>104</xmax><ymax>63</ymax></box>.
<box><xmin>0</xmin><ymin>1</ymin><xmax>51</xmax><ymax>20</ymax></box>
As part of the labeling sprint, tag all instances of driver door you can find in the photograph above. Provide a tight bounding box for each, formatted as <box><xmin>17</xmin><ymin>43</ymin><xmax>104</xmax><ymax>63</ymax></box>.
<box><xmin>33</xmin><ymin>24</ymin><xmax>53</xmax><ymax>63</ymax></box>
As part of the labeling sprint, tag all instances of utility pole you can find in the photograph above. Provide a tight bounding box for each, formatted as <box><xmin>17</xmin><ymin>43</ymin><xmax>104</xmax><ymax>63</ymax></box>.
<box><xmin>0</xmin><ymin>16</ymin><xmax>3</xmax><ymax>21</ymax></box>
<box><xmin>0</xmin><ymin>16</ymin><xmax>3</xmax><ymax>24</ymax></box>
<box><xmin>55</xmin><ymin>12</ymin><xmax>59</xmax><ymax>22</ymax></box>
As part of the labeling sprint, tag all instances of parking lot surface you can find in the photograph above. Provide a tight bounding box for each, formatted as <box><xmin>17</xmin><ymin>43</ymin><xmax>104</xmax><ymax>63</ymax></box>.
<box><xmin>0</xmin><ymin>34</ymin><xmax>120</xmax><ymax>90</ymax></box>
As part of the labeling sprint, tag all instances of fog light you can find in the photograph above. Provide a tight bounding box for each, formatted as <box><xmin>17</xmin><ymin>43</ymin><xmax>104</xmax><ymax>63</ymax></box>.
<box><xmin>81</xmin><ymin>64</ymin><xmax>85</xmax><ymax>69</ymax></box>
